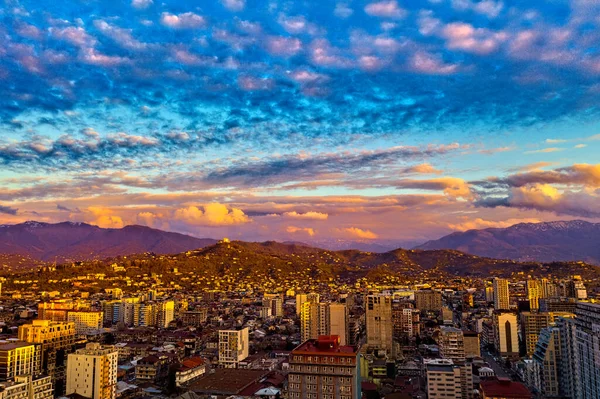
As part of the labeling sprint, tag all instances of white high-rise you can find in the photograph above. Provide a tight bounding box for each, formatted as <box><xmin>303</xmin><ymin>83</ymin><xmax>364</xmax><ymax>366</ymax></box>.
<box><xmin>218</xmin><ymin>328</ymin><xmax>249</xmax><ymax>368</ymax></box>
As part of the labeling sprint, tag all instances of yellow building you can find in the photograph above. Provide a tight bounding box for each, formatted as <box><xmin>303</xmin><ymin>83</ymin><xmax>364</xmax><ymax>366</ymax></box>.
<box><xmin>0</xmin><ymin>342</ymin><xmax>41</xmax><ymax>382</ymax></box>
<box><xmin>67</xmin><ymin>311</ymin><xmax>103</xmax><ymax>336</ymax></box>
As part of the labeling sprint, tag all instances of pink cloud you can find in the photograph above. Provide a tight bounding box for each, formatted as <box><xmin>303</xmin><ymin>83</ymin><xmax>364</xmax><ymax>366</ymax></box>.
<box><xmin>221</xmin><ymin>0</ymin><xmax>245</xmax><ymax>11</ymax></box>
<box><xmin>50</xmin><ymin>26</ymin><xmax>97</xmax><ymax>47</ymax></box>
<box><xmin>79</xmin><ymin>48</ymin><xmax>129</xmax><ymax>67</ymax></box>
<box><xmin>310</xmin><ymin>39</ymin><xmax>354</xmax><ymax>68</ymax></box>
<box><xmin>266</xmin><ymin>36</ymin><xmax>302</xmax><ymax>57</ymax></box>
<box><xmin>160</xmin><ymin>12</ymin><xmax>207</xmax><ymax>29</ymax></box>
<box><xmin>409</xmin><ymin>51</ymin><xmax>459</xmax><ymax>75</ymax></box>
<box><xmin>131</xmin><ymin>0</ymin><xmax>153</xmax><ymax>9</ymax></box>
<box><xmin>364</xmin><ymin>1</ymin><xmax>407</xmax><ymax>19</ymax></box>
<box><xmin>238</xmin><ymin>76</ymin><xmax>275</xmax><ymax>91</ymax></box>
<box><xmin>442</xmin><ymin>22</ymin><xmax>507</xmax><ymax>54</ymax></box>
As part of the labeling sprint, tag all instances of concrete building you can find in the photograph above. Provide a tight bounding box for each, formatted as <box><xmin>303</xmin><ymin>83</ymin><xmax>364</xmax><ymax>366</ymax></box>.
<box><xmin>288</xmin><ymin>335</ymin><xmax>361</xmax><ymax>399</ymax></box>
<box><xmin>439</xmin><ymin>327</ymin><xmax>465</xmax><ymax>362</ymax></box>
<box><xmin>571</xmin><ymin>302</ymin><xmax>600</xmax><ymax>399</ymax></box>
<box><xmin>66</xmin><ymin>343</ymin><xmax>118</xmax><ymax>399</ymax></box>
<box><xmin>426</xmin><ymin>360</ymin><xmax>473</xmax><ymax>399</ymax></box>
<box><xmin>67</xmin><ymin>311</ymin><xmax>103</xmax><ymax>335</ymax></box>
<box><xmin>0</xmin><ymin>375</ymin><xmax>52</xmax><ymax>399</ymax></box>
<box><xmin>526</xmin><ymin>280</ymin><xmax>545</xmax><ymax>311</ymax></box>
<box><xmin>156</xmin><ymin>300</ymin><xmax>175</xmax><ymax>328</ymax></box>
<box><xmin>492</xmin><ymin>278</ymin><xmax>510</xmax><ymax>311</ymax></box>
<box><xmin>296</xmin><ymin>293</ymin><xmax>320</xmax><ymax>316</ymax></box>
<box><xmin>218</xmin><ymin>328</ymin><xmax>249</xmax><ymax>368</ymax></box>
<box><xmin>530</xmin><ymin>326</ymin><xmax>561</xmax><ymax>398</ymax></box>
<box><xmin>392</xmin><ymin>306</ymin><xmax>420</xmax><ymax>338</ymax></box>
<box><xmin>520</xmin><ymin>312</ymin><xmax>554</xmax><ymax>357</ymax></box>
<box><xmin>414</xmin><ymin>290</ymin><xmax>442</xmax><ymax>312</ymax></box>
<box><xmin>0</xmin><ymin>342</ymin><xmax>41</xmax><ymax>382</ymax></box>
<box><xmin>328</xmin><ymin>303</ymin><xmax>349</xmax><ymax>346</ymax></box>
<box><xmin>463</xmin><ymin>331</ymin><xmax>481</xmax><ymax>358</ymax></box>
<box><xmin>366</xmin><ymin>294</ymin><xmax>393</xmax><ymax>355</ymax></box>
<box><xmin>492</xmin><ymin>312</ymin><xmax>518</xmax><ymax>358</ymax></box>
<box><xmin>301</xmin><ymin>302</ymin><xmax>348</xmax><ymax>345</ymax></box>
<box><xmin>18</xmin><ymin>320</ymin><xmax>76</xmax><ymax>394</ymax></box>
<box><xmin>181</xmin><ymin>310</ymin><xmax>208</xmax><ymax>327</ymax></box>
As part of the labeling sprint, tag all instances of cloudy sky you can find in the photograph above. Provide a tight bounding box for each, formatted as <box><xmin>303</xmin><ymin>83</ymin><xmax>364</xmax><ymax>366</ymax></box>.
<box><xmin>1</xmin><ymin>0</ymin><xmax>599</xmax><ymax>248</ymax></box>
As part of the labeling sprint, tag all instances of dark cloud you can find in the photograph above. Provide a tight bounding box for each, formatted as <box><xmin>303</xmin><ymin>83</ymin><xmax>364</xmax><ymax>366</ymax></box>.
<box><xmin>0</xmin><ymin>205</ymin><xmax>18</xmax><ymax>215</ymax></box>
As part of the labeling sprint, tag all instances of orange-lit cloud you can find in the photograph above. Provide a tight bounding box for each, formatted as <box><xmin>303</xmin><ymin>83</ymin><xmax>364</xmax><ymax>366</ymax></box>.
<box><xmin>173</xmin><ymin>203</ymin><xmax>251</xmax><ymax>226</ymax></box>
<box><xmin>286</xmin><ymin>226</ymin><xmax>316</xmax><ymax>236</ymax></box>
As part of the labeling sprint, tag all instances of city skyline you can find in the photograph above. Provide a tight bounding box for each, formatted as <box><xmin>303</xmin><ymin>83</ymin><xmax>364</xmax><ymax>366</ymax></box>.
<box><xmin>1</xmin><ymin>0</ymin><xmax>600</xmax><ymax>245</ymax></box>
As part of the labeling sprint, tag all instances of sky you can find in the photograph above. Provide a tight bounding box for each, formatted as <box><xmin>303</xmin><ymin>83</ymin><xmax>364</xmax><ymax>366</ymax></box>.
<box><xmin>0</xmin><ymin>0</ymin><xmax>600</xmax><ymax>248</ymax></box>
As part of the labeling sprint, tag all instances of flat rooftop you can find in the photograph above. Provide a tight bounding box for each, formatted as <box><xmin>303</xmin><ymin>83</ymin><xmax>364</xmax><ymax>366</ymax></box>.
<box><xmin>190</xmin><ymin>369</ymin><xmax>268</xmax><ymax>395</ymax></box>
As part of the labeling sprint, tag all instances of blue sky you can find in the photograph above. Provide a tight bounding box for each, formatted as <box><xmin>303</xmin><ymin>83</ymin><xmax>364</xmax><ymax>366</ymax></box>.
<box><xmin>0</xmin><ymin>0</ymin><xmax>599</xmax><ymax>246</ymax></box>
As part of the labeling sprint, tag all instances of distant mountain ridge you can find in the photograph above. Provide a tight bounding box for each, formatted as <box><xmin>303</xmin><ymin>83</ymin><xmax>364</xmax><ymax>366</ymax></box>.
<box><xmin>415</xmin><ymin>220</ymin><xmax>600</xmax><ymax>265</ymax></box>
<box><xmin>0</xmin><ymin>221</ymin><xmax>217</xmax><ymax>265</ymax></box>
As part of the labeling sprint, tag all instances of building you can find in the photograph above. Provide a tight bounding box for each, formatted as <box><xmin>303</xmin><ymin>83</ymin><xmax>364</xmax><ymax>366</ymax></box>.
<box><xmin>571</xmin><ymin>302</ymin><xmax>600</xmax><ymax>399</ymax></box>
<box><xmin>485</xmin><ymin>287</ymin><xmax>494</xmax><ymax>303</ymax></box>
<box><xmin>181</xmin><ymin>310</ymin><xmax>208</xmax><ymax>327</ymax></box>
<box><xmin>426</xmin><ymin>361</ymin><xmax>473</xmax><ymax>399</ymax></box>
<box><xmin>37</xmin><ymin>300</ymin><xmax>91</xmax><ymax>322</ymax></box>
<box><xmin>301</xmin><ymin>302</ymin><xmax>349</xmax><ymax>345</ymax></box>
<box><xmin>218</xmin><ymin>328</ymin><xmax>249</xmax><ymax>368</ymax></box>
<box><xmin>526</xmin><ymin>280</ymin><xmax>546</xmax><ymax>311</ymax></box>
<box><xmin>67</xmin><ymin>311</ymin><xmax>103</xmax><ymax>335</ymax></box>
<box><xmin>263</xmin><ymin>297</ymin><xmax>283</xmax><ymax>317</ymax></box>
<box><xmin>492</xmin><ymin>312</ymin><xmax>518</xmax><ymax>358</ymax></box>
<box><xmin>414</xmin><ymin>290</ymin><xmax>442</xmax><ymax>312</ymax></box>
<box><xmin>135</xmin><ymin>354</ymin><xmax>171</xmax><ymax>384</ymax></box>
<box><xmin>439</xmin><ymin>327</ymin><xmax>465</xmax><ymax>362</ymax></box>
<box><xmin>463</xmin><ymin>331</ymin><xmax>480</xmax><ymax>358</ymax></box>
<box><xmin>555</xmin><ymin>316</ymin><xmax>578</xmax><ymax>399</ymax></box>
<box><xmin>565</xmin><ymin>276</ymin><xmax>587</xmax><ymax>299</ymax></box>
<box><xmin>530</xmin><ymin>326</ymin><xmax>561</xmax><ymax>397</ymax></box>
<box><xmin>328</xmin><ymin>303</ymin><xmax>349</xmax><ymax>346</ymax></box>
<box><xmin>539</xmin><ymin>297</ymin><xmax>578</xmax><ymax>313</ymax></box>
<box><xmin>520</xmin><ymin>312</ymin><xmax>553</xmax><ymax>357</ymax></box>
<box><xmin>288</xmin><ymin>335</ymin><xmax>360</xmax><ymax>399</ymax></box>
<box><xmin>175</xmin><ymin>357</ymin><xmax>206</xmax><ymax>387</ymax></box>
<box><xmin>366</xmin><ymin>294</ymin><xmax>393</xmax><ymax>355</ymax></box>
<box><xmin>0</xmin><ymin>342</ymin><xmax>41</xmax><ymax>382</ymax></box>
<box><xmin>480</xmin><ymin>378</ymin><xmax>532</xmax><ymax>399</ymax></box>
<box><xmin>492</xmin><ymin>278</ymin><xmax>510</xmax><ymax>311</ymax></box>
<box><xmin>66</xmin><ymin>343</ymin><xmax>118</xmax><ymax>399</ymax></box>
<box><xmin>392</xmin><ymin>305</ymin><xmax>420</xmax><ymax>338</ymax></box>
<box><xmin>0</xmin><ymin>375</ymin><xmax>52</xmax><ymax>399</ymax></box>
<box><xmin>296</xmin><ymin>293</ymin><xmax>320</xmax><ymax>316</ymax></box>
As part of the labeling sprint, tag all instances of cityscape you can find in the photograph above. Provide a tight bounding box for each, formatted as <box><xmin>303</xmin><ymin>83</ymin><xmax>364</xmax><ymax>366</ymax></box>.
<box><xmin>1</xmin><ymin>1</ymin><xmax>600</xmax><ymax>399</ymax></box>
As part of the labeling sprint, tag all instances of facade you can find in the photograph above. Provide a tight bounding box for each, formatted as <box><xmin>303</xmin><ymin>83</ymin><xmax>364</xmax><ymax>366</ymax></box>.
<box><xmin>463</xmin><ymin>331</ymin><xmax>480</xmax><ymax>358</ymax></box>
<box><xmin>0</xmin><ymin>375</ymin><xmax>52</xmax><ymax>399</ymax></box>
<box><xmin>366</xmin><ymin>294</ymin><xmax>393</xmax><ymax>355</ymax></box>
<box><xmin>414</xmin><ymin>290</ymin><xmax>442</xmax><ymax>312</ymax></box>
<box><xmin>18</xmin><ymin>320</ymin><xmax>76</xmax><ymax>394</ymax></box>
<box><xmin>531</xmin><ymin>326</ymin><xmax>561</xmax><ymax>397</ymax></box>
<box><xmin>328</xmin><ymin>304</ymin><xmax>349</xmax><ymax>346</ymax></box>
<box><xmin>572</xmin><ymin>302</ymin><xmax>600</xmax><ymax>399</ymax></box>
<box><xmin>526</xmin><ymin>280</ymin><xmax>545</xmax><ymax>311</ymax></box>
<box><xmin>301</xmin><ymin>303</ymin><xmax>348</xmax><ymax>345</ymax></box>
<box><xmin>67</xmin><ymin>311</ymin><xmax>103</xmax><ymax>335</ymax></box>
<box><xmin>439</xmin><ymin>327</ymin><xmax>465</xmax><ymax>362</ymax></box>
<box><xmin>426</xmin><ymin>361</ymin><xmax>473</xmax><ymax>399</ymax></box>
<box><xmin>66</xmin><ymin>343</ymin><xmax>118</xmax><ymax>399</ymax></box>
<box><xmin>175</xmin><ymin>357</ymin><xmax>206</xmax><ymax>387</ymax></box>
<box><xmin>492</xmin><ymin>278</ymin><xmax>510</xmax><ymax>311</ymax></box>
<box><xmin>492</xmin><ymin>312</ymin><xmax>518</xmax><ymax>358</ymax></box>
<box><xmin>37</xmin><ymin>300</ymin><xmax>90</xmax><ymax>322</ymax></box>
<box><xmin>296</xmin><ymin>293</ymin><xmax>320</xmax><ymax>316</ymax></box>
<box><xmin>218</xmin><ymin>328</ymin><xmax>249</xmax><ymax>368</ymax></box>
<box><xmin>520</xmin><ymin>312</ymin><xmax>554</xmax><ymax>357</ymax></box>
<box><xmin>392</xmin><ymin>305</ymin><xmax>420</xmax><ymax>338</ymax></box>
<box><xmin>181</xmin><ymin>310</ymin><xmax>208</xmax><ymax>327</ymax></box>
<box><xmin>156</xmin><ymin>300</ymin><xmax>175</xmax><ymax>328</ymax></box>
<box><xmin>0</xmin><ymin>342</ymin><xmax>41</xmax><ymax>382</ymax></box>
<box><xmin>288</xmin><ymin>335</ymin><xmax>360</xmax><ymax>399</ymax></box>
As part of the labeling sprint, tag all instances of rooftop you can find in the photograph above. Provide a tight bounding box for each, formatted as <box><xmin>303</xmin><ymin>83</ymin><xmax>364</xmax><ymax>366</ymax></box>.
<box><xmin>292</xmin><ymin>335</ymin><xmax>358</xmax><ymax>355</ymax></box>
<box><xmin>480</xmin><ymin>378</ymin><xmax>532</xmax><ymax>398</ymax></box>
<box><xmin>190</xmin><ymin>369</ymin><xmax>268</xmax><ymax>395</ymax></box>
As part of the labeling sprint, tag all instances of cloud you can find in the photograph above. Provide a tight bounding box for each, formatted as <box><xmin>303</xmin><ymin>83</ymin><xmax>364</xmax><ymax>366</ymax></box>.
<box><xmin>266</xmin><ymin>36</ymin><xmax>302</xmax><ymax>57</ymax></box>
<box><xmin>334</xmin><ymin>3</ymin><xmax>354</xmax><ymax>18</ymax></box>
<box><xmin>409</xmin><ymin>51</ymin><xmax>459</xmax><ymax>75</ymax></box>
<box><xmin>131</xmin><ymin>0</ymin><xmax>152</xmax><ymax>9</ymax></box>
<box><xmin>337</xmin><ymin>227</ymin><xmax>379</xmax><ymax>239</ymax></box>
<box><xmin>448</xmin><ymin>217</ymin><xmax>540</xmax><ymax>231</ymax></box>
<box><xmin>82</xmin><ymin>207</ymin><xmax>125</xmax><ymax>228</ymax></box>
<box><xmin>441</xmin><ymin>22</ymin><xmax>507</xmax><ymax>54</ymax></box>
<box><xmin>0</xmin><ymin>205</ymin><xmax>18</xmax><ymax>215</ymax></box>
<box><xmin>173</xmin><ymin>203</ymin><xmax>251</xmax><ymax>226</ymax></box>
<box><xmin>364</xmin><ymin>1</ymin><xmax>407</xmax><ymax>19</ymax></box>
<box><xmin>452</xmin><ymin>0</ymin><xmax>504</xmax><ymax>18</ymax></box>
<box><xmin>286</xmin><ymin>226</ymin><xmax>316</xmax><ymax>236</ymax></box>
<box><xmin>524</xmin><ymin>147</ymin><xmax>564</xmax><ymax>154</ymax></box>
<box><xmin>221</xmin><ymin>0</ymin><xmax>245</xmax><ymax>12</ymax></box>
<box><xmin>283</xmin><ymin>211</ymin><xmax>329</xmax><ymax>220</ymax></box>
<box><xmin>160</xmin><ymin>12</ymin><xmax>206</xmax><ymax>29</ymax></box>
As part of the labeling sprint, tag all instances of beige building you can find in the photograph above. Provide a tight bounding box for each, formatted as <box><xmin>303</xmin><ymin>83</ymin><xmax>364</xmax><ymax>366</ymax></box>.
<box><xmin>66</xmin><ymin>343</ymin><xmax>118</xmax><ymax>399</ymax></box>
<box><xmin>0</xmin><ymin>375</ymin><xmax>52</xmax><ymax>399</ymax></box>
<box><xmin>426</xmin><ymin>361</ymin><xmax>473</xmax><ymax>399</ymax></box>
<box><xmin>493</xmin><ymin>312</ymin><xmax>518</xmax><ymax>358</ymax></box>
<box><xmin>67</xmin><ymin>311</ymin><xmax>103</xmax><ymax>335</ymax></box>
<box><xmin>415</xmin><ymin>290</ymin><xmax>442</xmax><ymax>312</ymax></box>
<box><xmin>0</xmin><ymin>342</ymin><xmax>41</xmax><ymax>382</ymax></box>
<box><xmin>288</xmin><ymin>335</ymin><xmax>360</xmax><ymax>399</ymax></box>
<box><xmin>301</xmin><ymin>302</ymin><xmax>349</xmax><ymax>345</ymax></box>
<box><xmin>296</xmin><ymin>293</ymin><xmax>320</xmax><ymax>316</ymax></box>
<box><xmin>439</xmin><ymin>327</ymin><xmax>465</xmax><ymax>362</ymax></box>
<box><xmin>366</xmin><ymin>294</ymin><xmax>393</xmax><ymax>355</ymax></box>
<box><xmin>463</xmin><ymin>331</ymin><xmax>481</xmax><ymax>358</ymax></box>
<box><xmin>520</xmin><ymin>312</ymin><xmax>554</xmax><ymax>357</ymax></box>
<box><xmin>493</xmin><ymin>278</ymin><xmax>510</xmax><ymax>310</ymax></box>
<box><xmin>526</xmin><ymin>280</ymin><xmax>547</xmax><ymax>311</ymax></box>
<box><xmin>218</xmin><ymin>328</ymin><xmax>249</xmax><ymax>368</ymax></box>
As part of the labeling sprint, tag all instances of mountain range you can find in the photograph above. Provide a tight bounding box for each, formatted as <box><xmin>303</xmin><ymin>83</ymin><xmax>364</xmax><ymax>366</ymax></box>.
<box><xmin>0</xmin><ymin>221</ymin><xmax>216</xmax><ymax>266</ymax></box>
<box><xmin>416</xmin><ymin>220</ymin><xmax>600</xmax><ymax>265</ymax></box>
<box><xmin>0</xmin><ymin>220</ymin><xmax>599</xmax><ymax>270</ymax></box>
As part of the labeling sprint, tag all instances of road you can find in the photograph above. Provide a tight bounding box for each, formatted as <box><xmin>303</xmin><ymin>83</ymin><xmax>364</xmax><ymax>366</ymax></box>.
<box><xmin>482</xmin><ymin>351</ymin><xmax>510</xmax><ymax>378</ymax></box>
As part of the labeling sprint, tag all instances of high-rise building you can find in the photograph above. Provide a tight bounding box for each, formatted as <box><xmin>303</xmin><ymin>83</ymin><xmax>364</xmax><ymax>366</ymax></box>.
<box><xmin>156</xmin><ymin>300</ymin><xmax>175</xmax><ymax>328</ymax></box>
<box><xmin>218</xmin><ymin>328</ymin><xmax>249</xmax><ymax>368</ymax></box>
<box><xmin>392</xmin><ymin>305</ymin><xmax>420</xmax><ymax>338</ymax></box>
<box><xmin>485</xmin><ymin>287</ymin><xmax>495</xmax><ymax>303</ymax></box>
<box><xmin>492</xmin><ymin>278</ymin><xmax>510</xmax><ymax>310</ymax></box>
<box><xmin>328</xmin><ymin>303</ymin><xmax>349</xmax><ymax>346</ymax></box>
<box><xmin>555</xmin><ymin>316</ymin><xmax>578</xmax><ymax>399</ymax></box>
<box><xmin>492</xmin><ymin>312</ymin><xmax>518</xmax><ymax>358</ymax></box>
<box><xmin>426</xmin><ymin>360</ymin><xmax>473</xmax><ymax>399</ymax></box>
<box><xmin>571</xmin><ymin>302</ymin><xmax>600</xmax><ymax>399</ymax></box>
<box><xmin>526</xmin><ymin>280</ymin><xmax>546</xmax><ymax>311</ymax></box>
<box><xmin>66</xmin><ymin>343</ymin><xmax>118</xmax><ymax>399</ymax></box>
<box><xmin>520</xmin><ymin>312</ymin><xmax>554</xmax><ymax>357</ymax></box>
<box><xmin>366</xmin><ymin>294</ymin><xmax>393</xmax><ymax>355</ymax></box>
<box><xmin>439</xmin><ymin>327</ymin><xmax>465</xmax><ymax>362</ymax></box>
<box><xmin>38</xmin><ymin>300</ymin><xmax>91</xmax><ymax>322</ymax></box>
<box><xmin>288</xmin><ymin>335</ymin><xmax>361</xmax><ymax>399</ymax></box>
<box><xmin>530</xmin><ymin>326</ymin><xmax>561</xmax><ymax>398</ymax></box>
<box><xmin>263</xmin><ymin>297</ymin><xmax>283</xmax><ymax>317</ymax></box>
<box><xmin>463</xmin><ymin>331</ymin><xmax>481</xmax><ymax>358</ymax></box>
<box><xmin>0</xmin><ymin>342</ymin><xmax>41</xmax><ymax>382</ymax></box>
<box><xmin>0</xmin><ymin>375</ymin><xmax>53</xmax><ymax>399</ymax></box>
<box><xmin>18</xmin><ymin>320</ymin><xmax>76</xmax><ymax>394</ymax></box>
<box><xmin>415</xmin><ymin>290</ymin><xmax>442</xmax><ymax>312</ymax></box>
<box><xmin>565</xmin><ymin>276</ymin><xmax>587</xmax><ymax>300</ymax></box>
<box><xmin>67</xmin><ymin>311</ymin><xmax>103</xmax><ymax>336</ymax></box>
<box><xmin>296</xmin><ymin>293</ymin><xmax>320</xmax><ymax>316</ymax></box>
